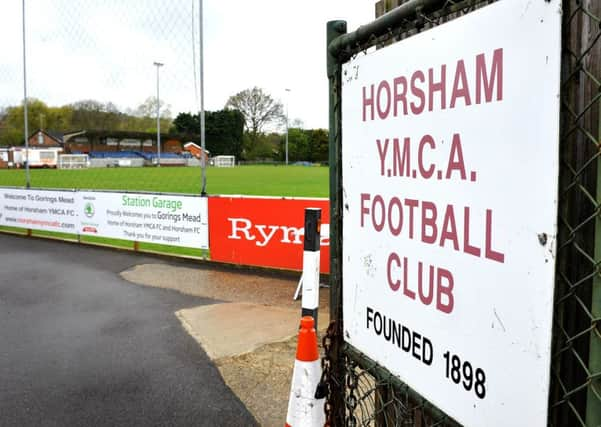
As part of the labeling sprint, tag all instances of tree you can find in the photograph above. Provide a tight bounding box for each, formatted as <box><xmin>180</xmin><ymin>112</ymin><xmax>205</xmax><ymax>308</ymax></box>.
<box><xmin>0</xmin><ymin>127</ymin><xmax>22</xmax><ymax>147</ymax></box>
<box><xmin>129</xmin><ymin>97</ymin><xmax>172</xmax><ymax>133</ymax></box>
<box><xmin>171</xmin><ymin>110</ymin><xmax>244</xmax><ymax>159</ymax></box>
<box><xmin>245</xmin><ymin>133</ymin><xmax>279</xmax><ymax>160</ymax></box>
<box><xmin>307</xmin><ymin>129</ymin><xmax>328</xmax><ymax>163</ymax></box>
<box><xmin>4</xmin><ymin>98</ymin><xmax>51</xmax><ymax>130</ymax></box>
<box><xmin>287</xmin><ymin>128</ymin><xmax>310</xmax><ymax>162</ymax></box>
<box><xmin>277</xmin><ymin>128</ymin><xmax>328</xmax><ymax>163</ymax></box>
<box><xmin>0</xmin><ymin>98</ymin><xmax>60</xmax><ymax>146</ymax></box>
<box><xmin>224</xmin><ymin>87</ymin><xmax>284</xmax><ymax>140</ymax></box>
<box><xmin>0</xmin><ymin>97</ymin><xmax>183</xmax><ymax>146</ymax></box>
<box><xmin>134</xmin><ymin>96</ymin><xmax>171</xmax><ymax>119</ymax></box>
<box><xmin>70</xmin><ymin>99</ymin><xmax>120</xmax><ymax>130</ymax></box>
<box><xmin>171</xmin><ymin>112</ymin><xmax>196</xmax><ymax>134</ymax></box>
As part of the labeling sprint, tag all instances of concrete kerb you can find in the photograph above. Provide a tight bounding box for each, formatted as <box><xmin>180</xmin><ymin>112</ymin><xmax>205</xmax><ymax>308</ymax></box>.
<box><xmin>119</xmin><ymin>262</ymin><xmax>330</xmax><ymax>427</ymax></box>
<box><xmin>176</xmin><ymin>303</ymin><xmax>300</xmax><ymax>360</ymax></box>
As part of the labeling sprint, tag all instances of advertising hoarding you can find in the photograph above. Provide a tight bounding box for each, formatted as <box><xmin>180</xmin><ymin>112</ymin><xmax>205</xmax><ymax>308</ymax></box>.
<box><xmin>0</xmin><ymin>188</ymin><xmax>79</xmax><ymax>233</ymax></box>
<box><xmin>209</xmin><ymin>196</ymin><xmax>330</xmax><ymax>273</ymax></box>
<box><xmin>79</xmin><ymin>191</ymin><xmax>208</xmax><ymax>249</ymax></box>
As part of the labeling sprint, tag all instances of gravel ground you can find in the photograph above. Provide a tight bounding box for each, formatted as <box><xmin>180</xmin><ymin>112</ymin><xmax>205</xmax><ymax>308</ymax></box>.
<box><xmin>121</xmin><ymin>263</ymin><xmax>330</xmax><ymax>426</ymax></box>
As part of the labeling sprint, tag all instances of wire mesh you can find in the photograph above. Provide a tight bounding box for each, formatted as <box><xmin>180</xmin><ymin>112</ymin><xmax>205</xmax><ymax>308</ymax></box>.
<box><xmin>0</xmin><ymin>0</ymin><xmax>205</xmax><ymax>193</ymax></box>
<box><xmin>326</xmin><ymin>0</ymin><xmax>601</xmax><ymax>425</ymax></box>
<box><xmin>549</xmin><ymin>0</ymin><xmax>601</xmax><ymax>426</ymax></box>
<box><xmin>340</xmin><ymin>345</ymin><xmax>460</xmax><ymax>427</ymax></box>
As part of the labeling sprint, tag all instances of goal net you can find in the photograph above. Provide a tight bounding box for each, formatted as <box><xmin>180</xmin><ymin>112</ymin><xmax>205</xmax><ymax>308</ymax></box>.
<box><xmin>212</xmin><ymin>155</ymin><xmax>235</xmax><ymax>168</ymax></box>
<box><xmin>58</xmin><ymin>154</ymin><xmax>90</xmax><ymax>169</ymax></box>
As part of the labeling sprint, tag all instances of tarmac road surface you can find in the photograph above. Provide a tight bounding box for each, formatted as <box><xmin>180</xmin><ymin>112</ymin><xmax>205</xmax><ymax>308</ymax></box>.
<box><xmin>0</xmin><ymin>234</ymin><xmax>258</xmax><ymax>427</ymax></box>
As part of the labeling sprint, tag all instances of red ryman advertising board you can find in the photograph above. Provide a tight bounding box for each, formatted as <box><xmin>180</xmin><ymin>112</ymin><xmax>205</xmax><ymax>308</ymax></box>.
<box><xmin>208</xmin><ymin>196</ymin><xmax>330</xmax><ymax>273</ymax></box>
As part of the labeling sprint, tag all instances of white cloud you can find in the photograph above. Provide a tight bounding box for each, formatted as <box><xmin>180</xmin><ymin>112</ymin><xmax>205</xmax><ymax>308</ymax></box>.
<box><xmin>0</xmin><ymin>0</ymin><xmax>374</xmax><ymax>129</ymax></box>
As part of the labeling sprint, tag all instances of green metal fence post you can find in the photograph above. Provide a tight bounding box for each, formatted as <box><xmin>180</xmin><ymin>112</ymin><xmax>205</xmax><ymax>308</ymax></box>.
<box><xmin>587</xmin><ymin>94</ymin><xmax>601</xmax><ymax>427</ymax></box>
<box><xmin>327</xmin><ymin>19</ymin><xmax>347</xmax><ymax>427</ymax></box>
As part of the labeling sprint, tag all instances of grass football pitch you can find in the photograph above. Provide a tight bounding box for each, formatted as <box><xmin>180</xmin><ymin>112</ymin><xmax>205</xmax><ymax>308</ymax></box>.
<box><xmin>0</xmin><ymin>165</ymin><xmax>329</xmax><ymax>198</ymax></box>
<box><xmin>0</xmin><ymin>165</ymin><xmax>329</xmax><ymax>258</ymax></box>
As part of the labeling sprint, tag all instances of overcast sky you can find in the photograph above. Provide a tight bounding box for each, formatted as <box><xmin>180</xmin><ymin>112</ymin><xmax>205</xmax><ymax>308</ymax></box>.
<box><xmin>0</xmin><ymin>0</ymin><xmax>375</xmax><ymax>130</ymax></box>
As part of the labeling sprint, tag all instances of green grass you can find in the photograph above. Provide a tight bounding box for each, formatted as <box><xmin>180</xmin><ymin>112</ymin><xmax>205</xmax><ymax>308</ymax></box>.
<box><xmin>0</xmin><ymin>165</ymin><xmax>329</xmax><ymax>198</ymax></box>
<box><xmin>0</xmin><ymin>165</ymin><xmax>328</xmax><ymax>259</ymax></box>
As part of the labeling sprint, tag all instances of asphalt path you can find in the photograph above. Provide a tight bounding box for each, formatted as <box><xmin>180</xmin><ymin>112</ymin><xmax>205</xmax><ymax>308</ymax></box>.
<box><xmin>0</xmin><ymin>234</ymin><xmax>258</xmax><ymax>427</ymax></box>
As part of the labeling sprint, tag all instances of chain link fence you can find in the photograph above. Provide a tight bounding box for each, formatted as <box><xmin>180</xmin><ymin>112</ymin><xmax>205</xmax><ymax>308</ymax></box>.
<box><xmin>0</xmin><ymin>0</ymin><xmax>205</xmax><ymax>193</ymax></box>
<box><xmin>325</xmin><ymin>0</ymin><xmax>601</xmax><ymax>425</ymax></box>
<box><xmin>549</xmin><ymin>0</ymin><xmax>601</xmax><ymax>426</ymax></box>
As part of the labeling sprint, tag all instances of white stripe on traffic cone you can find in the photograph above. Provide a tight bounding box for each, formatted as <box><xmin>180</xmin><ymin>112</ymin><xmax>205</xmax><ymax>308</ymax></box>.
<box><xmin>285</xmin><ymin>316</ymin><xmax>325</xmax><ymax>427</ymax></box>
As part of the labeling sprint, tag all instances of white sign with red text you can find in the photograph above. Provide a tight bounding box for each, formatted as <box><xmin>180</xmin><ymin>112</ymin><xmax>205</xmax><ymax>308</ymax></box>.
<box><xmin>342</xmin><ymin>1</ymin><xmax>560</xmax><ymax>425</ymax></box>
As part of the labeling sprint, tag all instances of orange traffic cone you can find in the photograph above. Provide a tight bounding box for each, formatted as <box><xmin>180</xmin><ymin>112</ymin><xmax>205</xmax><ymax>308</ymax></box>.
<box><xmin>285</xmin><ymin>316</ymin><xmax>325</xmax><ymax>427</ymax></box>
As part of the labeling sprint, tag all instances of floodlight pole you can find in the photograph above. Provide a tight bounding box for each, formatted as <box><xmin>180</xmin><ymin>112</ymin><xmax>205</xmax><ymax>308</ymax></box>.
<box><xmin>285</xmin><ymin>88</ymin><xmax>290</xmax><ymax>165</ymax></box>
<box><xmin>199</xmin><ymin>0</ymin><xmax>207</xmax><ymax>196</ymax></box>
<box><xmin>22</xmin><ymin>0</ymin><xmax>30</xmax><ymax>188</ymax></box>
<box><xmin>153</xmin><ymin>61</ymin><xmax>163</xmax><ymax>167</ymax></box>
